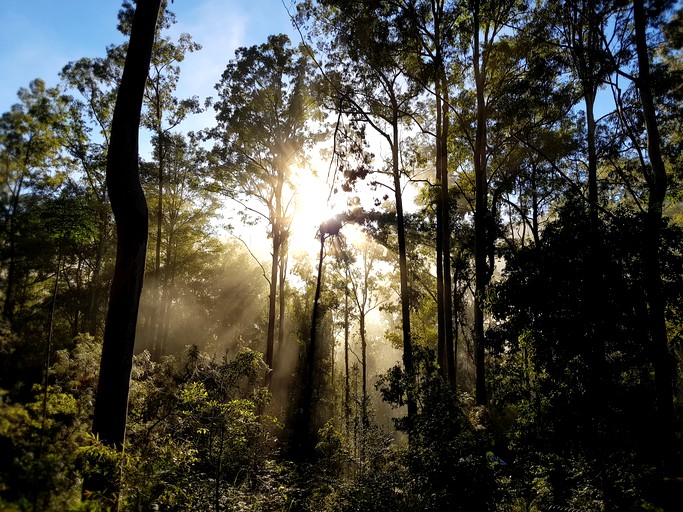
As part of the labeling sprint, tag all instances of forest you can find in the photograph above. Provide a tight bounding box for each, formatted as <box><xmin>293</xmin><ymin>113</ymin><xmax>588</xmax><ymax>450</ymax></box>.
<box><xmin>0</xmin><ymin>0</ymin><xmax>682</xmax><ymax>510</ymax></box>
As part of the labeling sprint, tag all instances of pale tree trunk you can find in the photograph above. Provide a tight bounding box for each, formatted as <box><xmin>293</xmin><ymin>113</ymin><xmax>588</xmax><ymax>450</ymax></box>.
<box><xmin>344</xmin><ymin>286</ymin><xmax>351</xmax><ymax>436</ymax></box>
<box><xmin>265</xmin><ymin>226</ymin><xmax>280</xmax><ymax>388</ymax></box>
<box><xmin>277</xmin><ymin>239</ymin><xmax>288</xmax><ymax>355</ymax></box>
<box><xmin>439</xmin><ymin>82</ymin><xmax>456</xmax><ymax>387</ymax></box>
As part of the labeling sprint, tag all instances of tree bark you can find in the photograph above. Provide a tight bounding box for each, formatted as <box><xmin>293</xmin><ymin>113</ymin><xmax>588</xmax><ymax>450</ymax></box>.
<box><xmin>265</xmin><ymin>226</ymin><xmax>280</xmax><ymax>388</ymax></box>
<box><xmin>439</xmin><ymin>81</ymin><xmax>456</xmax><ymax>387</ymax></box>
<box><xmin>633</xmin><ymin>0</ymin><xmax>674</xmax><ymax>476</ymax></box>
<box><xmin>473</xmin><ymin>0</ymin><xmax>488</xmax><ymax>406</ymax></box>
<box><xmin>91</xmin><ymin>0</ymin><xmax>161</xmax><ymax>452</ymax></box>
<box><xmin>392</xmin><ymin>107</ymin><xmax>416</xmax><ymax>420</ymax></box>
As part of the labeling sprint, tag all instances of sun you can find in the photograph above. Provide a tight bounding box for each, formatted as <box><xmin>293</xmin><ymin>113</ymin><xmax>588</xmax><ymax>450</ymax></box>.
<box><xmin>288</xmin><ymin>163</ymin><xmax>340</xmax><ymax>255</ymax></box>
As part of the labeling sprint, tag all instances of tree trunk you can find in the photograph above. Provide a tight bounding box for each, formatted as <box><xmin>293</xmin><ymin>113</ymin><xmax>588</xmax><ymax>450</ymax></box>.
<box><xmin>299</xmin><ymin>232</ymin><xmax>326</xmax><ymax>458</ymax></box>
<box><xmin>473</xmin><ymin>0</ymin><xmax>488</xmax><ymax>406</ymax></box>
<box><xmin>344</xmin><ymin>286</ymin><xmax>351</xmax><ymax>436</ymax></box>
<box><xmin>435</xmin><ymin>79</ymin><xmax>447</xmax><ymax>380</ymax></box>
<box><xmin>91</xmin><ymin>0</ymin><xmax>160</xmax><ymax>454</ymax></box>
<box><xmin>152</xmin><ymin>124</ymin><xmax>165</xmax><ymax>358</ymax></box>
<box><xmin>360</xmin><ymin>310</ymin><xmax>368</xmax><ymax>428</ymax></box>
<box><xmin>440</xmin><ymin>82</ymin><xmax>455</xmax><ymax>387</ymax></box>
<box><xmin>392</xmin><ymin>108</ymin><xmax>416</xmax><ymax>420</ymax></box>
<box><xmin>265</xmin><ymin>227</ymin><xmax>280</xmax><ymax>388</ymax></box>
<box><xmin>277</xmin><ymin>240</ymin><xmax>288</xmax><ymax>355</ymax></box>
<box><xmin>633</xmin><ymin>0</ymin><xmax>674</xmax><ymax>477</ymax></box>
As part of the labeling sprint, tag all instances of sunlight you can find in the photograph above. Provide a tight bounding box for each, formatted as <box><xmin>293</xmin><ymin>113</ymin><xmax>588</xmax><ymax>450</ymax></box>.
<box><xmin>288</xmin><ymin>162</ymin><xmax>341</xmax><ymax>255</ymax></box>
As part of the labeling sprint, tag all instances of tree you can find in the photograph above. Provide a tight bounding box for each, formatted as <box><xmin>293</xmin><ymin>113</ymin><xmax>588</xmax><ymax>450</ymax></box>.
<box><xmin>212</xmin><ymin>34</ymin><xmax>317</xmax><ymax>387</ymax></box>
<box><xmin>90</xmin><ymin>0</ymin><xmax>162</xmax><ymax>500</ymax></box>
<box><xmin>141</xmin><ymin>13</ymin><xmax>201</xmax><ymax>360</ymax></box>
<box><xmin>139</xmin><ymin>132</ymin><xmax>222</xmax><ymax>356</ymax></box>
<box><xmin>340</xmin><ymin>236</ymin><xmax>387</xmax><ymax>435</ymax></box>
<box><xmin>456</xmin><ymin>0</ymin><xmax>527</xmax><ymax>406</ymax></box>
<box><xmin>302</xmin><ymin>0</ymin><xmax>422</xmax><ymax>420</ymax></box>
<box><xmin>0</xmin><ymin>80</ymin><xmax>68</xmax><ymax>326</ymax></box>
<box><xmin>60</xmin><ymin>55</ymin><xmax>120</xmax><ymax>336</ymax></box>
<box><xmin>396</xmin><ymin>0</ymin><xmax>460</xmax><ymax>386</ymax></box>
<box><xmin>632</xmin><ymin>0</ymin><xmax>677</xmax><ymax>477</ymax></box>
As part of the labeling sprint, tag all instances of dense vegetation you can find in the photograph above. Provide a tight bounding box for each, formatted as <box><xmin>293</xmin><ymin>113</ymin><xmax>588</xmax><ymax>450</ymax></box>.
<box><xmin>1</xmin><ymin>0</ymin><xmax>681</xmax><ymax>510</ymax></box>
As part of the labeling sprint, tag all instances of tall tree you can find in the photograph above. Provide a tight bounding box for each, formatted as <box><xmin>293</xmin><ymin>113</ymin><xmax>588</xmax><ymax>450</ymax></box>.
<box><xmin>399</xmin><ymin>0</ymin><xmax>459</xmax><ymax>386</ymax></box>
<box><xmin>302</xmin><ymin>0</ymin><xmax>421</xmax><ymax>419</ymax></box>
<box><xmin>91</xmin><ymin>0</ymin><xmax>162</xmax><ymax>462</ymax></box>
<box><xmin>212</xmin><ymin>34</ymin><xmax>316</xmax><ymax>386</ymax></box>
<box><xmin>0</xmin><ymin>80</ymin><xmax>68</xmax><ymax>326</ymax></box>
<box><xmin>632</xmin><ymin>0</ymin><xmax>676</xmax><ymax>477</ymax></box>
<box><xmin>342</xmin><ymin>237</ymin><xmax>387</xmax><ymax>431</ymax></box>
<box><xmin>60</xmin><ymin>56</ymin><xmax>119</xmax><ymax>336</ymax></box>
<box><xmin>142</xmin><ymin>17</ymin><xmax>201</xmax><ymax>359</ymax></box>
<box><xmin>465</xmin><ymin>0</ymin><xmax>526</xmax><ymax>406</ymax></box>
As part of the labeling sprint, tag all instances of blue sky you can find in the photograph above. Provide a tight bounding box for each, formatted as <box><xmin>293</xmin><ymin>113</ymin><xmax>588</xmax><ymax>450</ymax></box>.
<box><xmin>0</xmin><ymin>0</ymin><xmax>299</xmax><ymax>121</ymax></box>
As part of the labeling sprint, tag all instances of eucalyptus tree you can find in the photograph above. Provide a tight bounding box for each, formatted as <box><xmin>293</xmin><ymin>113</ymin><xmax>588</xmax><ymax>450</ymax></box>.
<box><xmin>532</xmin><ymin>0</ymin><xmax>626</xmax><ymax>426</ymax></box>
<box><xmin>60</xmin><ymin>56</ymin><xmax>119</xmax><ymax>335</ymax></box>
<box><xmin>143</xmin><ymin>24</ymin><xmax>202</xmax><ymax>359</ymax></box>
<box><xmin>90</xmin><ymin>0</ymin><xmax>162</xmax><ymax>474</ymax></box>
<box><xmin>211</xmin><ymin>34</ymin><xmax>318</xmax><ymax>386</ymax></box>
<box><xmin>0</xmin><ymin>80</ymin><xmax>69</xmax><ymax>326</ymax></box>
<box><xmin>139</xmin><ymin>133</ymin><xmax>221</xmax><ymax>356</ymax></box>
<box><xmin>341</xmin><ymin>237</ymin><xmax>388</xmax><ymax>433</ymax></box>
<box><xmin>449</xmin><ymin>0</ymin><xmax>529</xmax><ymax>406</ymax></box>
<box><xmin>390</xmin><ymin>0</ymin><xmax>461</xmax><ymax>386</ymax></box>
<box><xmin>300</xmin><ymin>0</ymin><xmax>422</xmax><ymax>419</ymax></box>
<box><xmin>605</xmin><ymin>0</ymin><xmax>681</xmax><ymax>477</ymax></box>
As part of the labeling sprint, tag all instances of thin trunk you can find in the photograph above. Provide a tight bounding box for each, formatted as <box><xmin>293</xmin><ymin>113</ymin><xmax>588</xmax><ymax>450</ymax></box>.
<box><xmin>452</xmin><ymin>263</ymin><xmax>459</xmax><ymax>383</ymax></box>
<box><xmin>531</xmin><ymin>163</ymin><xmax>540</xmax><ymax>246</ymax></box>
<box><xmin>87</xmin><ymin>214</ymin><xmax>108</xmax><ymax>335</ymax></box>
<box><xmin>473</xmin><ymin>0</ymin><xmax>488</xmax><ymax>406</ymax></box>
<box><xmin>585</xmin><ymin>88</ymin><xmax>599</xmax><ymax>225</ymax></box>
<box><xmin>72</xmin><ymin>258</ymin><xmax>83</xmax><ymax>338</ymax></box>
<box><xmin>38</xmin><ymin>248</ymin><xmax>62</xmax><ymax>461</ymax></box>
<box><xmin>440</xmin><ymin>83</ymin><xmax>455</xmax><ymax>388</ymax></box>
<box><xmin>360</xmin><ymin>312</ymin><xmax>368</xmax><ymax>428</ymax></box>
<box><xmin>152</xmin><ymin>124</ymin><xmax>164</xmax><ymax>357</ymax></box>
<box><xmin>344</xmin><ymin>286</ymin><xmax>350</xmax><ymax>436</ymax></box>
<box><xmin>435</xmin><ymin>80</ymin><xmax>447</xmax><ymax>380</ymax></box>
<box><xmin>159</xmin><ymin>230</ymin><xmax>174</xmax><ymax>357</ymax></box>
<box><xmin>633</xmin><ymin>0</ymin><xmax>674</xmax><ymax>475</ymax></box>
<box><xmin>299</xmin><ymin>233</ymin><xmax>326</xmax><ymax>457</ymax></box>
<box><xmin>392</xmin><ymin>108</ymin><xmax>416</xmax><ymax>420</ymax></box>
<box><xmin>277</xmin><ymin>242</ymin><xmax>288</xmax><ymax>355</ymax></box>
<box><xmin>3</xmin><ymin>174</ymin><xmax>26</xmax><ymax>324</ymax></box>
<box><xmin>265</xmin><ymin>228</ymin><xmax>280</xmax><ymax>388</ymax></box>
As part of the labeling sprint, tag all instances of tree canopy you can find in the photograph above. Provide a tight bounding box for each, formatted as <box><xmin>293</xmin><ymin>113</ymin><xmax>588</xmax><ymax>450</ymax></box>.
<box><xmin>0</xmin><ymin>0</ymin><xmax>681</xmax><ymax>510</ymax></box>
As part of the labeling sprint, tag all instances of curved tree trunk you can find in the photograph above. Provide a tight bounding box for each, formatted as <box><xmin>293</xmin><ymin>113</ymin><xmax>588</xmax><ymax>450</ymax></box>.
<box><xmin>92</xmin><ymin>0</ymin><xmax>161</xmax><ymax>453</ymax></box>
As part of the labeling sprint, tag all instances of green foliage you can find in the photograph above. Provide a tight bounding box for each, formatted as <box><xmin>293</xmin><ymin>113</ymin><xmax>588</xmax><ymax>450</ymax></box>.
<box><xmin>488</xmin><ymin>200</ymin><xmax>683</xmax><ymax>510</ymax></box>
<box><xmin>373</xmin><ymin>346</ymin><xmax>496</xmax><ymax>511</ymax></box>
<box><xmin>120</xmin><ymin>347</ymin><xmax>290</xmax><ymax>511</ymax></box>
